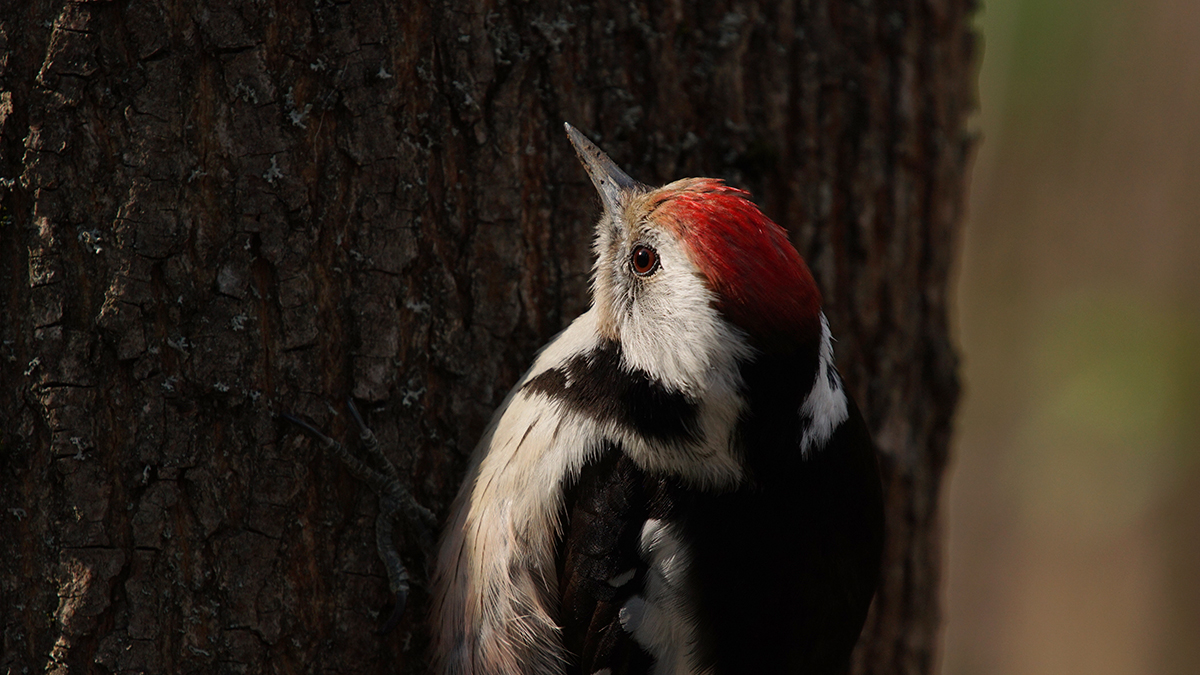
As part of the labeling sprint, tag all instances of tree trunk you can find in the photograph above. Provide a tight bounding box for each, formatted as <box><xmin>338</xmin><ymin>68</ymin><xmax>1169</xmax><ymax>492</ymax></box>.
<box><xmin>0</xmin><ymin>1</ymin><xmax>971</xmax><ymax>673</ymax></box>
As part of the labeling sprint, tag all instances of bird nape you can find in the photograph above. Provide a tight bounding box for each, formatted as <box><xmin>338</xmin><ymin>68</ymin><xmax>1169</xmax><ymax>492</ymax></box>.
<box><xmin>429</xmin><ymin>124</ymin><xmax>884</xmax><ymax>675</ymax></box>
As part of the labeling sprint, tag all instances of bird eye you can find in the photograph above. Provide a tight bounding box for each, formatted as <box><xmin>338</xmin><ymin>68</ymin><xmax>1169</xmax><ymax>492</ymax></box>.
<box><xmin>630</xmin><ymin>245</ymin><xmax>659</xmax><ymax>276</ymax></box>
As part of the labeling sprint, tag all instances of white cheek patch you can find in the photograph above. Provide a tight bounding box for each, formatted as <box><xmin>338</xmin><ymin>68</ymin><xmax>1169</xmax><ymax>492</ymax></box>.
<box><xmin>799</xmin><ymin>312</ymin><xmax>849</xmax><ymax>456</ymax></box>
<box><xmin>614</xmin><ymin>235</ymin><xmax>754</xmax><ymax>398</ymax></box>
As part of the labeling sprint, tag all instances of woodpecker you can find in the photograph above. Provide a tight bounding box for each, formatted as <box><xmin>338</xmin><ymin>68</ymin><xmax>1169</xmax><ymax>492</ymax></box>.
<box><xmin>431</xmin><ymin>125</ymin><xmax>884</xmax><ymax>675</ymax></box>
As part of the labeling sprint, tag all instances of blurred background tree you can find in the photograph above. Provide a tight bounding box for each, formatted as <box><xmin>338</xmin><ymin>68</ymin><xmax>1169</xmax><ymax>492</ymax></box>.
<box><xmin>947</xmin><ymin>1</ymin><xmax>1200</xmax><ymax>674</ymax></box>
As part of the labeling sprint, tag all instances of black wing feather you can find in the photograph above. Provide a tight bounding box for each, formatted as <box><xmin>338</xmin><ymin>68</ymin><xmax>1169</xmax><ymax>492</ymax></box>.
<box><xmin>557</xmin><ymin>447</ymin><xmax>664</xmax><ymax>675</ymax></box>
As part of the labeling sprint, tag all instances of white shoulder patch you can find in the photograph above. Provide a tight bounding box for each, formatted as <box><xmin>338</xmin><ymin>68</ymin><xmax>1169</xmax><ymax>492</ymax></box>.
<box><xmin>799</xmin><ymin>312</ymin><xmax>849</xmax><ymax>456</ymax></box>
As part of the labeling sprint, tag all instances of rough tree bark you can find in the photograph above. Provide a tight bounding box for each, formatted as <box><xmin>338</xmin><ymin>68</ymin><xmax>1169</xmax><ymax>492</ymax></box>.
<box><xmin>0</xmin><ymin>1</ymin><xmax>971</xmax><ymax>673</ymax></box>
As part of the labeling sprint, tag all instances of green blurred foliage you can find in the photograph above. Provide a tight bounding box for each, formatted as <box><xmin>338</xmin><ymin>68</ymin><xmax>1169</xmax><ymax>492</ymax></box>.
<box><xmin>945</xmin><ymin>0</ymin><xmax>1200</xmax><ymax>673</ymax></box>
<box><xmin>1015</xmin><ymin>295</ymin><xmax>1200</xmax><ymax>536</ymax></box>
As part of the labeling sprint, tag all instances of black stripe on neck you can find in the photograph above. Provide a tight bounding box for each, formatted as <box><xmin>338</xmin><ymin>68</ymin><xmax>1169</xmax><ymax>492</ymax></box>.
<box><xmin>522</xmin><ymin>339</ymin><xmax>702</xmax><ymax>445</ymax></box>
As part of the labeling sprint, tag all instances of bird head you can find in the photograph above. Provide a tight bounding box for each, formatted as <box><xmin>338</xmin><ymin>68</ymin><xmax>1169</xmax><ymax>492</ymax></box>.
<box><xmin>565</xmin><ymin>124</ymin><xmax>823</xmax><ymax>396</ymax></box>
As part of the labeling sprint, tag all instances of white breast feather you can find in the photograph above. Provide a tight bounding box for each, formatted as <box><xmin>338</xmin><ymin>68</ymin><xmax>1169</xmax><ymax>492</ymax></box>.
<box><xmin>618</xmin><ymin>519</ymin><xmax>707</xmax><ymax>675</ymax></box>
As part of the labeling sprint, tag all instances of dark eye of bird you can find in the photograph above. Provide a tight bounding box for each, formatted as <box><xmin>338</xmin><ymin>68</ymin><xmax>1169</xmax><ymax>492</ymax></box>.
<box><xmin>631</xmin><ymin>245</ymin><xmax>659</xmax><ymax>276</ymax></box>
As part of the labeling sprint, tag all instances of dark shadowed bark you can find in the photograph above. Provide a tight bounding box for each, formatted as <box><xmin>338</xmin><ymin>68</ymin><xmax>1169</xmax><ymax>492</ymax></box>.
<box><xmin>0</xmin><ymin>1</ymin><xmax>972</xmax><ymax>673</ymax></box>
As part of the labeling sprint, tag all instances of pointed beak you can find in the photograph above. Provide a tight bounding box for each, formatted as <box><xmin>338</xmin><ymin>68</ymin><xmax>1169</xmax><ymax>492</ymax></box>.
<box><xmin>564</xmin><ymin>123</ymin><xmax>643</xmax><ymax>214</ymax></box>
